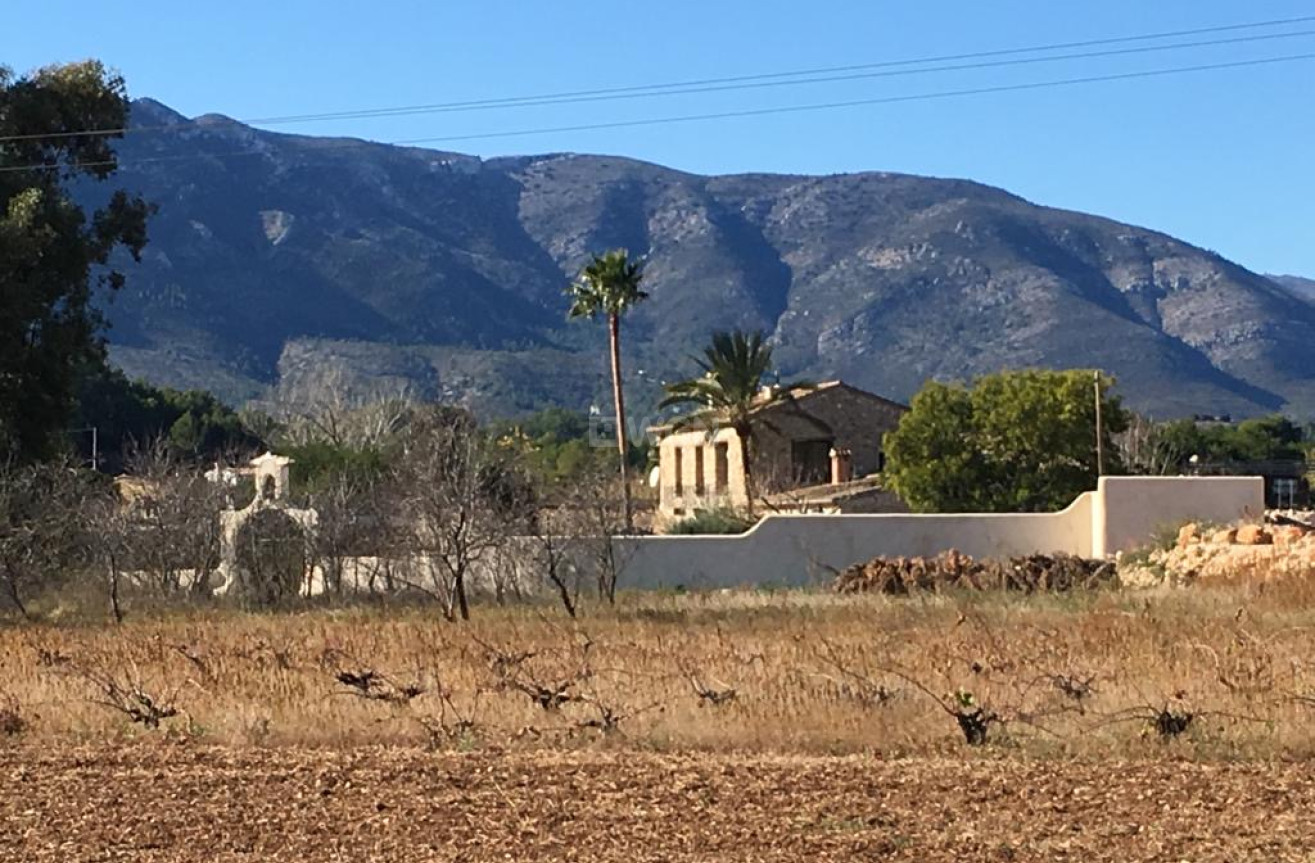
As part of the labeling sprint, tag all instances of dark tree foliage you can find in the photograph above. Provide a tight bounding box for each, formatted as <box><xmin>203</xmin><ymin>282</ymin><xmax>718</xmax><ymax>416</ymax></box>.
<box><xmin>0</xmin><ymin>61</ymin><xmax>153</xmax><ymax>462</ymax></box>
<box><xmin>285</xmin><ymin>440</ymin><xmax>391</xmax><ymax>499</ymax></box>
<box><xmin>1159</xmin><ymin>415</ymin><xmax>1308</xmax><ymax>465</ymax></box>
<box><xmin>72</xmin><ymin>365</ymin><xmax>263</xmax><ymax>471</ymax></box>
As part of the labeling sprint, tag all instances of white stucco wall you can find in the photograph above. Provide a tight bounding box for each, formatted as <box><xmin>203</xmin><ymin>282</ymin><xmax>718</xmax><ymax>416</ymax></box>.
<box><xmin>1092</xmin><ymin>476</ymin><xmax>1265</xmax><ymax>556</ymax></box>
<box><xmin>613</xmin><ymin>491</ymin><xmax>1097</xmax><ymax>590</ymax></box>
<box><xmin>217</xmin><ymin>476</ymin><xmax>1265</xmax><ymax>597</ymax></box>
<box><xmin>605</xmin><ymin>477</ymin><xmax>1263</xmax><ymax>590</ymax></box>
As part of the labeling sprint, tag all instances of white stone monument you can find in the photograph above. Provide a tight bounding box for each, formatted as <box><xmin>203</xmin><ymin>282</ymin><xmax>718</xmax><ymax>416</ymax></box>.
<box><xmin>215</xmin><ymin>452</ymin><xmax>317</xmax><ymax>597</ymax></box>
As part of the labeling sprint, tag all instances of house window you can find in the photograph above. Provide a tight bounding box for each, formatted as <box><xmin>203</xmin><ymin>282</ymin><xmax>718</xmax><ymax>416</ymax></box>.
<box><xmin>694</xmin><ymin>446</ymin><xmax>706</xmax><ymax>495</ymax></box>
<box><xmin>714</xmin><ymin>442</ymin><xmax>730</xmax><ymax>492</ymax></box>
<box><xmin>791</xmin><ymin>439</ymin><xmax>832</xmax><ymax>486</ymax></box>
<box><xmin>673</xmin><ymin>447</ymin><xmax>684</xmax><ymax>496</ymax></box>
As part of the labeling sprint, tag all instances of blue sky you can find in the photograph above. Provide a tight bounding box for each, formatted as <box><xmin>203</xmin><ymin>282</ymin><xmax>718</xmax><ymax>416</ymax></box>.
<box><xmin>10</xmin><ymin>1</ymin><xmax>1315</xmax><ymax>275</ymax></box>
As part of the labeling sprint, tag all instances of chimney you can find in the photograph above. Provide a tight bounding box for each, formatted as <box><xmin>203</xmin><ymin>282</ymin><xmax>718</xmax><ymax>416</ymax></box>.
<box><xmin>829</xmin><ymin>447</ymin><xmax>852</xmax><ymax>485</ymax></box>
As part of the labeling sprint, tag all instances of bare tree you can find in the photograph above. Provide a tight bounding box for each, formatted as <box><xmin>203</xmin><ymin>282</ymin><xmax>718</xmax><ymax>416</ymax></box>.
<box><xmin>571</xmin><ymin>467</ymin><xmax>633</xmax><ymax>605</ymax></box>
<box><xmin>752</xmin><ymin>452</ymin><xmax>827</xmax><ymax>516</ymax></box>
<box><xmin>115</xmin><ymin>442</ymin><xmax>226</xmax><ymax>598</ymax></box>
<box><xmin>269</xmin><ymin>367</ymin><xmax>415</xmax><ymax>450</ymax></box>
<box><xmin>306</xmin><ymin>471</ymin><xmax>390</xmax><ymax>596</ymax></box>
<box><xmin>523</xmin><ymin>466</ymin><xmax>639</xmax><ymax>612</ymax></box>
<box><xmin>393</xmin><ymin>410</ymin><xmax>531</xmax><ymax>621</ymax></box>
<box><xmin>527</xmin><ymin>486</ymin><xmax>592</xmax><ymax>618</ymax></box>
<box><xmin>1116</xmin><ymin>414</ymin><xmax>1186</xmax><ymax>476</ymax></box>
<box><xmin>0</xmin><ymin>459</ymin><xmax>90</xmax><ymax>619</ymax></box>
<box><xmin>85</xmin><ymin>487</ymin><xmax>132</xmax><ymax>623</ymax></box>
<box><xmin>62</xmin><ymin>660</ymin><xmax>182</xmax><ymax>730</ymax></box>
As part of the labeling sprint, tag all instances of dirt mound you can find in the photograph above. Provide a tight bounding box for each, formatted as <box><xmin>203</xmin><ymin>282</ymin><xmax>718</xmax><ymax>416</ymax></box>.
<box><xmin>834</xmin><ymin>550</ymin><xmax>1116</xmax><ymax>595</ymax></box>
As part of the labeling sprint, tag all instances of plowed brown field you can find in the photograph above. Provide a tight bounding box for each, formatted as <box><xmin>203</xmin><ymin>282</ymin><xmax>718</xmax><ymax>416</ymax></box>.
<box><xmin>4</xmin><ymin>743</ymin><xmax>1313</xmax><ymax>862</ymax></box>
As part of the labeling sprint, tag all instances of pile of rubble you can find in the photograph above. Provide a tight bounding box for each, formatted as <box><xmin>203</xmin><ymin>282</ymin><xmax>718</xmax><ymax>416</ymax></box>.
<box><xmin>1143</xmin><ymin>518</ymin><xmax>1315</xmax><ymax>583</ymax></box>
<box><xmin>1269</xmin><ymin>510</ymin><xmax>1315</xmax><ymax>528</ymax></box>
<box><xmin>834</xmin><ymin>550</ymin><xmax>1117</xmax><ymax>595</ymax></box>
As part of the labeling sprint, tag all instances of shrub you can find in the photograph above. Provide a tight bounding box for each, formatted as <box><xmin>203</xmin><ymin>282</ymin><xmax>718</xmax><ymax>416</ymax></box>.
<box><xmin>667</xmin><ymin>509</ymin><xmax>754</xmax><ymax>535</ymax></box>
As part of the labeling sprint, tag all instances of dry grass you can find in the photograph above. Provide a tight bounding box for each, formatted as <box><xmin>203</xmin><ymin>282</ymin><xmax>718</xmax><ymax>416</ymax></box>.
<box><xmin>10</xmin><ymin>581</ymin><xmax>1315</xmax><ymax>861</ymax></box>
<box><xmin>6</xmin><ymin>578</ymin><xmax>1315</xmax><ymax>758</ymax></box>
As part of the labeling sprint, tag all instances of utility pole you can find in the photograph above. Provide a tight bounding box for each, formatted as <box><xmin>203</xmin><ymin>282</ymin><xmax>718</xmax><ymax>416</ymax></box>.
<box><xmin>1093</xmin><ymin>372</ymin><xmax>1104</xmax><ymax>477</ymax></box>
<box><xmin>68</xmin><ymin>426</ymin><xmax>98</xmax><ymax>471</ymax></box>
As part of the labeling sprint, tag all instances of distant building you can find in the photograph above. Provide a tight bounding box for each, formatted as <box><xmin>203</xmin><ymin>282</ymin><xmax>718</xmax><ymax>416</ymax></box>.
<box><xmin>648</xmin><ymin>381</ymin><xmax>907</xmax><ymax>525</ymax></box>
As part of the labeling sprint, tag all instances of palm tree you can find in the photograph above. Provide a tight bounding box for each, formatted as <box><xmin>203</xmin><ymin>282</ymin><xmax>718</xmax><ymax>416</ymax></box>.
<box><xmin>659</xmin><ymin>329</ymin><xmax>807</xmax><ymax>516</ymax></box>
<box><xmin>566</xmin><ymin>250</ymin><xmax>648</xmax><ymax>531</ymax></box>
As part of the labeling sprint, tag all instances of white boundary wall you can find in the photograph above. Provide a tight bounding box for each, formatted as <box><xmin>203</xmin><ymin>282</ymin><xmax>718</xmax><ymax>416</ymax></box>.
<box><xmin>1092</xmin><ymin>476</ymin><xmax>1264</xmax><ymax>556</ymax></box>
<box><xmin>279</xmin><ymin>476</ymin><xmax>1264</xmax><ymax>596</ymax></box>
<box><xmin>610</xmin><ymin>476</ymin><xmax>1264</xmax><ymax>590</ymax></box>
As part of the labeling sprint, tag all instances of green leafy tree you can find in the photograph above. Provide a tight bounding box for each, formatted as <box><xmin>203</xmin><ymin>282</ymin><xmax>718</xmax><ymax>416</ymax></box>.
<box><xmin>516</xmin><ymin>406</ymin><xmax>592</xmax><ymax>441</ymax></box>
<box><xmin>1158</xmin><ymin>414</ymin><xmax>1306</xmax><ymax>465</ymax></box>
<box><xmin>566</xmin><ymin>250</ymin><xmax>648</xmax><ymax>530</ymax></box>
<box><xmin>1233</xmin><ymin>416</ymin><xmax>1305</xmax><ymax>461</ymax></box>
<box><xmin>880</xmin><ymin>381</ymin><xmax>984</xmax><ymax>513</ymax></box>
<box><xmin>284</xmin><ymin>441</ymin><xmax>391</xmax><ymax>498</ymax></box>
<box><xmin>659</xmin><ymin>329</ymin><xmax>808</xmax><ymax>516</ymax></box>
<box><xmin>885</xmin><ymin>369</ymin><xmax>1129</xmax><ymax>513</ymax></box>
<box><xmin>159</xmin><ymin>388</ymin><xmax>259</xmax><ymax>458</ymax></box>
<box><xmin>0</xmin><ymin>61</ymin><xmax>153</xmax><ymax>461</ymax></box>
<box><xmin>167</xmin><ymin>411</ymin><xmax>203</xmax><ymax>456</ymax></box>
<box><xmin>490</xmin><ymin>407</ymin><xmax>649</xmax><ymax>487</ymax></box>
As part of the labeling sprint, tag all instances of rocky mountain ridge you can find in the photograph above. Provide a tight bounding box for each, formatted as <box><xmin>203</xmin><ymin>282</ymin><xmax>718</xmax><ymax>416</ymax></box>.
<box><xmin>1270</xmin><ymin>274</ymin><xmax>1315</xmax><ymax>305</ymax></box>
<box><xmin>96</xmin><ymin>98</ymin><xmax>1315</xmax><ymax>419</ymax></box>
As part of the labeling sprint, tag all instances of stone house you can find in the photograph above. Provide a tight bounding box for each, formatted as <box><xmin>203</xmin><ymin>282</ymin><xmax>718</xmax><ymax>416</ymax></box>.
<box><xmin>648</xmin><ymin>380</ymin><xmax>907</xmax><ymax>523</ymax></box>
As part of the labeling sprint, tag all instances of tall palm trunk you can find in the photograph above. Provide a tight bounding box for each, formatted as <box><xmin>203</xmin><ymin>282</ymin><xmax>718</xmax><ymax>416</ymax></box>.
<box><xmin>736</xmin><ymin>421</ymin><xmax>756</xmax><ymax>517</ymax></box>
<box><xmin>608</xmin><ymin>313</ymin><xmax>633</xmax><ymax>532</ymax></box>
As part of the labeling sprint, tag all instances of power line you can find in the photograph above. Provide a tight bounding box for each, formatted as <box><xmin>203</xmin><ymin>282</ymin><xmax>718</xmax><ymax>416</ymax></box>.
<box><xmin>2</xmin><ymin>51</ymin><xmax>1312</xmax><ymax>175</ymax></box>
<box><xmin>231</xmin><ymin>28</ymin><xmax>1315</xmax><ymax>121</ymax></box>
<box><xmin>389</xmin><ymin>52</ymin><xmax>1315</xmax><ymax>146</ymax></box>
<box><xmin>241</xmin><ymin>14</ymin><xmax>1315</xmax><ymax>122</ymax></box>
<box><xmin>3</xmin><ymin>13</ymin><xmax>1314</xmax><ymax>144</ymax></box>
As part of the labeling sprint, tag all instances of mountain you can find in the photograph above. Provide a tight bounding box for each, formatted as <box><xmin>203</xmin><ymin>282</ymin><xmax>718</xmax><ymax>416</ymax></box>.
<box><xmin>1269</xmin><ymin>274</ymin><xmax>1315</xmax><ymax>305</ymax></box>
<box><xmin>94</xmin><ymin>98</ymin><xmax>1315</xmax><ymax>420</ymax></box>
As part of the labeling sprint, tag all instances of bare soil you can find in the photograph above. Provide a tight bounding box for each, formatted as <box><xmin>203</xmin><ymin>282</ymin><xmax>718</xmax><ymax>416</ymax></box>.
<box><xmin>4</xmin><ymin>742</ymin><xmax>1313</xmax><ymax>862</ymax></box>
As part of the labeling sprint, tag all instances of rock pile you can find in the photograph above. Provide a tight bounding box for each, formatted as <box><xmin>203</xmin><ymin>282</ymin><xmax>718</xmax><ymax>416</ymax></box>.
<box><xmin>834</xmin><ymin>550</ymin><xmax>1117</xmax><ymax>595</ymax></box>
<box><xmin>1150</xmin><ymin>519</ymin><xmax>1315</xmax><ymax>582</ymax></box>
<box><xmin>1268</xmin><ymin>510</ymin><xmax>1315</xmax><ymax>529</ymax></box>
